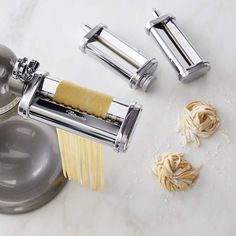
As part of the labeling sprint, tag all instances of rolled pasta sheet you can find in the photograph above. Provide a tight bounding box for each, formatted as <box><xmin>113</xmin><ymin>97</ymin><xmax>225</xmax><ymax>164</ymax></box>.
<box><xmin>53</xmin><ymin>80</ymin><xmax>112</xmax><ymax>118</ymax></box>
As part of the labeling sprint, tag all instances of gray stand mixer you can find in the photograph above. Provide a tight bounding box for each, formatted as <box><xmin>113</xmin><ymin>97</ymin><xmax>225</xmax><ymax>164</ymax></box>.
<box><xmin>0</xmin><ymin>44</ymin><xmax>67</xmax><ymax>214</ymax></box>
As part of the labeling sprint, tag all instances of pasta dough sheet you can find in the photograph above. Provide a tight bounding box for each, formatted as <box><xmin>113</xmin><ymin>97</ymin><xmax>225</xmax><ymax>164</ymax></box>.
<box><xmin>54</xmin><ymin>81</ymin><xmax>112</xmax><ymax>191</ymax></box>
<box><xmin>54</xmin><ymin>80</ymin><xmax>112</xmax><ymax>118</ymax></box>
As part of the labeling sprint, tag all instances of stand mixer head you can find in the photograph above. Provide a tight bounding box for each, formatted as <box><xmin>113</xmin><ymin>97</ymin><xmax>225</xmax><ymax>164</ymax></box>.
<box><xmin>0</xmin><ymin>44</ymin><xmax>67</xmax><ymax>214</ymax></box>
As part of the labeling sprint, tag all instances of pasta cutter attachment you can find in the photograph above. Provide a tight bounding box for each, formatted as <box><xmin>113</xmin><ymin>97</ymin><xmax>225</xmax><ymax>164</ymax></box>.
<box><xmin>9</xmin><ymin>57</ymin><xmax>142</xmax><ymax>153</ymax></box>
<box><xmin>80</xmin><ymin>24</ymin><xmax>158</xmax><ymax>92</ymax></box>
<box><xmin>146</xmin><ymin>9</ymin><xmax>210</xmax><ymax>83</ymax></box>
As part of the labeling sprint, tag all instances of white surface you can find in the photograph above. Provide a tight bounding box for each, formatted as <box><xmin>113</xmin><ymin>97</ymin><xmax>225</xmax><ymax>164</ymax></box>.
<box><xmin>0</xmin><ymin>0</ymin><xmax>236</xmax><ymax>235</ymax></box>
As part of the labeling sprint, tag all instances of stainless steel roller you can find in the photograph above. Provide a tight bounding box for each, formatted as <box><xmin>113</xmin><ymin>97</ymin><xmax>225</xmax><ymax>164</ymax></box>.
<box><xmin>146</xmin><ymin>9</ymin><xmax>210</xmax><ymax>83</ymax></box>
<box><xmin>80</xmin><ymin>24</ymin><xmax>158</xmax><ymax>92</ymax></box>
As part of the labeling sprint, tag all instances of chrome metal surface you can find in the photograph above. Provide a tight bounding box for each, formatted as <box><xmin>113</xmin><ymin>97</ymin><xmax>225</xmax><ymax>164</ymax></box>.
<box><xmin>115</xmin><ymin>102</ymin><xmax>142</xmax><ymax>152</ymax></box>
<box><xmin>80</xmin><ymin>24</ymin><xmax>158</xmax><ymax>91</ymax></box>
<box><xmin>146</xmin><ymin>9</ymin><xmax>210</xmax><ymax>82</ymax></box>
<box><xmin>106</xmin><ymin>99</ymin><xmax>129</xmax><ymax>122</ymax></box>
<box><xmin>30</xmin><ymin>97</ymin><xmax>120</xmax><ymax>147</ymax></box>
<box><xmin>18</xmin><ymin>72</ymin><xmax>47</xmax><ymax>118</ymax></box>
<box><xmin>0</xmin><ymin>115</ymin><xmax>67</xmax><ymax>214</ymax></box>
<box><xmin>28</xmin><ymin>97</ymin><xmax>141</xmax><ymax>152</ymax></box>
<box><xmin>9</xmin><ymin>57</ymin><xmax>142</xmax><ymax>152</ymax></box>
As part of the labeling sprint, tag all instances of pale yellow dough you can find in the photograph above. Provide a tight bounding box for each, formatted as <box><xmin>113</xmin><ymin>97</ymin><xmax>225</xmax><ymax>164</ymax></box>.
<box><xmin>54</xmin><ymin>81</ymin><xmax>112</xmax><ymax>191</ymax></box>
<box><xmin>54</xmin><ymin>81</ymin><xmax>112</xmax><ymax>119</ymax></box>
<box><xmin>152</xmin><ymin>152</ymin><xmax>199</xmax><ymax>192</ymax></box>
<box><xmin>177</xmin><ymin>101</ymin><xmax>220</xmax><ymax>147</ymax></box>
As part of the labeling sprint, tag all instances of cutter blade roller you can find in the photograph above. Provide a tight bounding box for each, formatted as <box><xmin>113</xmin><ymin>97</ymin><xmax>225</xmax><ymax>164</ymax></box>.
<box><xmin>146</xmin><ymin>9</ymin><xmax>210</xmax><ymax>83</ymax></box>
<box><xmin>80</xmin><ymin>24</ymin><xmax>158</xmax><ymax>92</ymax></box>
<box><xmin>8</xmin><ymin>57</ymin><xmax>142</xmax><ymax>153</ymax></box>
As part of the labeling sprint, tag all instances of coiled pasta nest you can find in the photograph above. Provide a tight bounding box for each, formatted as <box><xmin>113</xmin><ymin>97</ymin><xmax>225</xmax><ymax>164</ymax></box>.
<box><xmin>177</xmin><ymin>101</ymin><xmax>220</xmax><ymax>147</ymax></box>
<box><xmin>152</xmin><ymin>152</ymin><xmax>199</xmax><ymax>192</ymax></box>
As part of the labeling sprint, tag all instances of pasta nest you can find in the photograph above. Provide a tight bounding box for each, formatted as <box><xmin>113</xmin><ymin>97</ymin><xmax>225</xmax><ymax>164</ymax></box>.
<box><xmin>152</xmin><ymin>152</ymin><xmax>199</xmax><ymax>192</ymax></box>
<box><xmin>177</xmin><ymin>101</ymin><xmax>220</xmax><ymax>147</ymax></box>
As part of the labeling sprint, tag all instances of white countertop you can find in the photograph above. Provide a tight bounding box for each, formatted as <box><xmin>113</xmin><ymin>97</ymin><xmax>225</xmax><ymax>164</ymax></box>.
<box><xmin>0</xmin><ymin>0</ymin><xmax>236</xmax><ymax>235</ymax></box>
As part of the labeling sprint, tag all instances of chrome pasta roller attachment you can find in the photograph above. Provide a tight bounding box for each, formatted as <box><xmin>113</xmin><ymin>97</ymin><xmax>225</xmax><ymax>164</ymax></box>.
<box><xmin>9</xmin><ymin>57</ymin><xmax>142</xmax><ymax>153</ymax></box>
<box><xmin>80</xmin><ymin>24</ymin><xmax>158</xmax><ymax>92</ymax></box>
<box><xmin>146</xmin><ymin>9</ymin><xmax>210</xmax><ymax>83</ymax></box>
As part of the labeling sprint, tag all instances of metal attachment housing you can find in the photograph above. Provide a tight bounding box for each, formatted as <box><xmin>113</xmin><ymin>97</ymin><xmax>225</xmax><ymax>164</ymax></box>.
<box><xmin>80</xmin><ymin>24</ymin><xmax>158</xmax><ymax>92</ymax></box>
<box><xmin>9</xmin><ymin>57</ymin><xmax>142</xmax><ymax>153</ymax></box>
<box><xmin>146</xmin><ymin>9</ymin><xmax>210</xmax><ymax>83</ymax></box>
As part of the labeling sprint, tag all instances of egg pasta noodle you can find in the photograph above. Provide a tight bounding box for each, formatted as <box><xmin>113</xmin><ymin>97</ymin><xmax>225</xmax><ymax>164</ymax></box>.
<box><xmin>152</xmin><ymin>152</ymin><xmax>199</xmax><ymax>192</ymax></box>
<box><xmin>177</xmin><ymin>101</ymin><xmax>220</xmax><ymax>147</ymax></box>
<box><xmin>54</xmin><ymin>81</ymin><xmax>112</xmax><ymax>191</ymax></box>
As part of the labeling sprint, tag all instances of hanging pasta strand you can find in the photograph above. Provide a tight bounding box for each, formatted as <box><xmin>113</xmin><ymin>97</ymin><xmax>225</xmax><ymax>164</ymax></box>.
<box><xmin>98</xmin><ymin>144</ymin><xmax>105</xmax><ymax>191</ymax></box>
<box><xmin>92</xmin><ymin>141</ymin><xmax>96</xmax><ymax>190</ymax></box>
<box><xmin>56</xmin><ymin>129</ymin><xmax>67</xmax><ymax>178</ymax></box>
<box><xmin>79</xmin><ymin>136</ymin><xmax>89</xmax><ymax>186</ymax></box>
<box><xmin>71</xmin><ymin>132</ymin><xmax>82</xmax><ymax>184</ymax></box>
<box><xmin>54</xmin><ymin>81</ymin><xmax>112</xmax><ymax>191</ymax></box>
